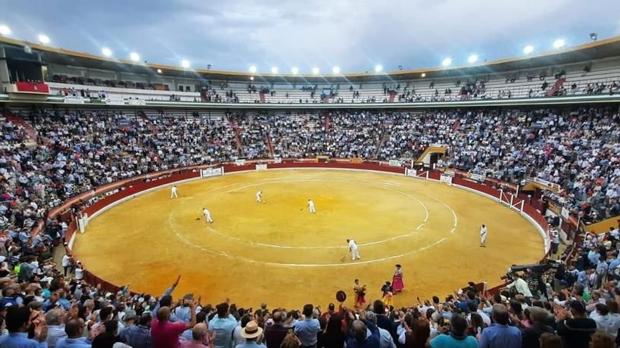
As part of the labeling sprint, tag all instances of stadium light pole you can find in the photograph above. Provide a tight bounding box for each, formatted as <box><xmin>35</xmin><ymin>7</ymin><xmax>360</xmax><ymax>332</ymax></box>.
<box><xmin>37</xmin><ymin>34</ymin><xmax>50</xmax><ymax>45</ymax></box>
<box><xmin>271</xmin><ymin>66</ymin><xmax>278</xmax><ymax>74</ymax></box>
<box><xmin>467</xmin><ymin>54</ymin><xmax>479</xmax><ymax>64</ymax></box>
<box><xmin>553</xmin><ymin>39</ymin><xmax>566</xmax><ymax>49</ymax></box>
<box><xmin>129</xmin><ymin>52</ymin><xmax>140</xmax><ymax>62</ymax></box>
<box><xmin>312</xmin><ymin>67</ymin><xmax>320</xmax><ymax>75</ymax></box>
<box><xmin>523</xmin><ymin>45</ymin><xmax>534</xmax><ymax>55</ymax></box>
<box><xmin>441</xmin><ymin>57</ymin><xmax>452</xmax><ymax>67</ymax></box>
<box><xmin>0</xmin><ymin>24</ymin><xmax>11</xmax><ymax>36</ymax></box>
<box><xmin>101</xmin><ymin>47</ymin><xmax>113</xmax><ymax>58</ymax></box>
<box><xmin>374</xmin><ymin>64</ymin><xmax>383</xmax><ymax>73</ymax></box>
<box><xmin>291</xmin><ymin>67</ymin><xmax>299</xmax><ymax>75</ymax></box>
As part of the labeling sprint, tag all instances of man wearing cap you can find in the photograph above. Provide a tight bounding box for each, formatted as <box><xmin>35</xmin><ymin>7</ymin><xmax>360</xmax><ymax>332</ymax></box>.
<box><xmin>294</xmin><ymin>304</ymin><xmax>320</xmax><ymax>348</ymax></box>
<box><xmin>119</xmin><ymin>309</ymin><xmax>138</xmax><ymax>332</ymax></box>
<box><xmin>235</xmin><ymin>321</ymin><xmax>266</xmax><ymax>348</ymax></box>
<box><xmin>119</xmin><ymin>312</ymin><xmax>152</xmax><ymax>348</ymax></box>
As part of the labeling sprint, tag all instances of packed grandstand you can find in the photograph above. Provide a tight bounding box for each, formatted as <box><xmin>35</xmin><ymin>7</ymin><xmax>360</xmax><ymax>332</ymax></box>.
<box><xmin>0</xmin><ymin>26</ymin><xmax>619</xmax><ymax>348</ymax></box>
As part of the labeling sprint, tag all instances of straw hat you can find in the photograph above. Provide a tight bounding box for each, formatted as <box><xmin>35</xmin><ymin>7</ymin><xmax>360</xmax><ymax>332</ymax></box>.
<box><xmin>241</xmin><ymin>321</ymin><xmax>263</xmax><ymax>339</ymax></box>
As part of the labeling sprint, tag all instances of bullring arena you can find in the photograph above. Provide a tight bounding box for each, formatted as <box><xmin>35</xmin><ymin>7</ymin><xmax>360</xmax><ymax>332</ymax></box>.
<box><xmin>2</xmin><ymin>6</ymin><xmax>620</xmax><ymax>346</ymax></box>
<box><xmin>71</xmin><ymin>162</ymin><xmax>545</xmax><ymax>308</ymax></box>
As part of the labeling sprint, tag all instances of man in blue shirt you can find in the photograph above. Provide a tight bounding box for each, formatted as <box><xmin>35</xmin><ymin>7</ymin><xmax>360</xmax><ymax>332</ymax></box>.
<box><xmin>0</xmin><ymin>306</ymin><xmax>48</xmax><ymax>348</ymax></box>
<box><xmin>119</xmin><ymin>312</ymin><xmax>152</xmax><ymax>348</ymax></box>
<box><xmin>587</xmin><ymin>249</ymin><xmax>601</xmax><ymax>267</ymax></box>
<box><xmin>209</xmin><ymin>303</ymin><xmax>238</xmax><ymax>348</ymax></box>
<box><xmin>55</xmin><ymin>319</ymin><xmax>91</xmax><ymax>348</ymax></box>
<box><xmin>294</xmin><ymin>304</ymin><xmax>320</xmax><ymax>348</ymax></box>
<box><xmin>172</xmin><ymin>294</ymin><xmax>195</xmax><ymax>323</ymax></box>
<box><xmin>479</xmin><ymin>304</ymin><xmax>521</xmax><ymax>348</ymax></box>
<box><xmin>608</xmin><ymin>252</ymin><xmax>620</xmax><ymax>271</ymax></box>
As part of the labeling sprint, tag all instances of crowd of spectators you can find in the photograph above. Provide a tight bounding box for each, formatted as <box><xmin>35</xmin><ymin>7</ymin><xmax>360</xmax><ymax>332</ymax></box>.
<box><xmin>231</xmin><ymin>107</ymin><xmax>619</xmax><ymax>221</ymax></box>
<box><xmin>0</xmin><ymin>105</ymin><xmax>618</xmax><ymax>347</ymax></box>
<box><xmin>2</xmin><ymin>226</ymin><xmax>620</xmax><ymax>348</ymax></box>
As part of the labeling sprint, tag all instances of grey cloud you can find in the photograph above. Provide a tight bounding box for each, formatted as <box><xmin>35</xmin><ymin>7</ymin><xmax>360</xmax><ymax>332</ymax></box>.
<box><xmin>1</xmin><ymin>0</ymin><xmax>619</xmax><ymax>71</ymax></box>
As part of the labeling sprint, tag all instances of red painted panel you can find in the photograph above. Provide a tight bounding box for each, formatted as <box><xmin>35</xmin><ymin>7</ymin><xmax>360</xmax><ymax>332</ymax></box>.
<box><xmin>15</xmin><ymin>81</ymin><xmax>50</xmax><ymax>94</ymax></box>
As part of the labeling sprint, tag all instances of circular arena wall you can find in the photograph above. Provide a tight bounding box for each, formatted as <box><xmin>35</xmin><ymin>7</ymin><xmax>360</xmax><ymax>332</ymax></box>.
<box><xmin>61</xmin><ymin>160</ymin><xmax>549</xmax><ymax>307</ymax></box>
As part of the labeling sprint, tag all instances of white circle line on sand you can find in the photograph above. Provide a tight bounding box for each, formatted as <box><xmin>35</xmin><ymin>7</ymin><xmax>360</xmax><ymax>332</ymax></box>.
<box><xmin>169</xmin><ymin>211</ymin><xmax>449</xmax><ymax>267</ymax></box>
<box><xmin>166</xmin><ymin>174</ymin><xmax>459</xmax><ymax>266</ymax></box>
<box><xmin>189</xmin><ymin>176</ymin><xmax>432</xmax><ymax>249</ymax></box>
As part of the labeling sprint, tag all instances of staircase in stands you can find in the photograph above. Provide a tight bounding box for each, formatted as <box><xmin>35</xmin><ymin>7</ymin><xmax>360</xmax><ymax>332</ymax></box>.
<box><xmin>227</xmin><ymin>117</ymin><xmax>244</xmax><ymax>156</ymax></box>
<box><xmin>266</xmin><ymin>134</ymin><xmax>275</xmax><ymax>158</ymax></box>
<box><xmin>546</xmin><ymin>77</ymin><xmax>567</xmax><ymax>97</ymax></box>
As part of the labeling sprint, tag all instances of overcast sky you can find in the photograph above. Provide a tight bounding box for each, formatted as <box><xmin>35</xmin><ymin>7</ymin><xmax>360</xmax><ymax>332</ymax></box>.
<box><xmin>1</xmin><ymin>0</ymin><xmax>619</xmax><ymax>73</ymax></box>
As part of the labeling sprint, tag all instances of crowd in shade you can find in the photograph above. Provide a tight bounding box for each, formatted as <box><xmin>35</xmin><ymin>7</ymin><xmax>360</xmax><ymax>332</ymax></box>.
<box><xmin>0</xmin><ymin>106</ymin><xmax>617</xmax><ymax>347</ymax></box>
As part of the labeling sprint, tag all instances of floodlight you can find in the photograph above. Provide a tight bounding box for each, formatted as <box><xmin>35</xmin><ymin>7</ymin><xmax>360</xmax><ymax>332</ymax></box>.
<box><xmin>249</xmin><ymin>65</ymin><xmax>257</xmax><ymax>74</ymax></box>
<box><xmin>523</xmin><ymin>45</ymin><xmax>534</xmax><ymax>55</ymax></box>
<box><xmin>156</xmin><ymin>68</ymin><xmax>163</xmax><ymax>74</ymax></box>
<box><xmin>129</xmin><ymin>52</ymin><xmax>140</xmax><ymax>62</ymax></box>
<box><xmin>312</xmin><ymin>67</ymin><xmax>320</xmax><ymax>75</ymax></box>
<box><xmin>101</xmin><ymin>47</ymin><xmax>113</xmax><ymax>57</ymax></box>
<box><xmin>374</xmin><ymin>64</ymin><xmax>383</xmax><ymax>73</ymax></box>
<box><xmin>291</xmin><ymin>67</ymin><xmax>299</xmax><ymax>74</ymax></box>
<box><xmin>553</xmin><ymin>39</ymin><xmax>565</xmax><ymax>49</ymax></box>
<box><xmin>271</xmin><ymin>66</ymin><xmax>278</xmax><ymax>74</ymax></box>
<box><xmin>37</xmin><ymin>34</ymin><xmax>50</xmax><ymax>45</ymax></box>
<box><xmin>332</xmin><ymin>66</ymin><xmax>341</xmax><ymax>74</ymax></box>
<box><xmin>467</xmin><ymin>54</ymin><xmax>479</xmax><ymax>64</ymax></box>
<box><xmin>421</xmin><ymin>73</ymin><xmax>426</xmax><ymax>78</ymax></box>
<box><xmin>441</xmin><ymin>57</ymin><xmax>452</xmax><ymax>67</ymax></box>
<box><xmin>0</xmin><ymin>25</ymin><xmax>11</xmax><ymax>36</ymax></box>
<box><xmin>181</xmin><ymin>59</ymin><xmax>191</xmax><ymax>69</ymax></box>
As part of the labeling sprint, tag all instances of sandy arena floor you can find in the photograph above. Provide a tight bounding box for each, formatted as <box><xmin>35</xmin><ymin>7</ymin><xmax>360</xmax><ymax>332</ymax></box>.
<box><xmin>73</xmin><ymin>169</ymin><xmax>544</xmax><ymax>308</ymax></box>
